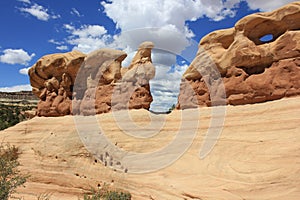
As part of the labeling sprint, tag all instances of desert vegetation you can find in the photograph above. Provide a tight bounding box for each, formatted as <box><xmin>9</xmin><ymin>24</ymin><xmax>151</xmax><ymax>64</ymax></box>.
<box><xmin>83</xmin><ymin>187</ymin><xmax>131</xmax><ymax>200</ymax></box>
<box><xmin>0</xmin><ymin>143</ymin><xmax>27</xmax><ymax>200</ymax></box>
<box><xmin>0</xmin><ymin>104</ymin><xmax>35</xmax><ymax>131</ymax></box>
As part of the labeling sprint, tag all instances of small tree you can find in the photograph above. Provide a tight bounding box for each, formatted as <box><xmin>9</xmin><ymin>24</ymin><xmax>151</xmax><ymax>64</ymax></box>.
<box><xmin>0</xmin><ymin>143</ymin><xmax>27</xmax><ymax>200</ymax></box>
<box><xmin>168</xmin><ymin>104</ymin><xmax>176</xmax><ymax>112</ymax></box>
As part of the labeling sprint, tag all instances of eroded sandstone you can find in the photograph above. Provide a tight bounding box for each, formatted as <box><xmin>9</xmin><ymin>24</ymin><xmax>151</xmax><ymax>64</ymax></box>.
<box><xmin>28</xmin><ymin>51</ymin><xmax>86</xmax><ymax>116</ymax></box>
<box><xmin>29</xmin><ymin>42</ymin><xmax>155</xmax><ymax>116</ymax></box>
<box><xmin>178</xmin><ymin>2</ymin><xmax>300</xmax><ymax>108</ymax></box>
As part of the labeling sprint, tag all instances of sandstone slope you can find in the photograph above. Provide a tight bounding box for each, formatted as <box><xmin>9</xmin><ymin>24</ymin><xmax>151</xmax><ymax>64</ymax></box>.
<box><xmin>0</xmin><ymin>96</ymin><xmax>299</xmax><ymax>199</ymax></box>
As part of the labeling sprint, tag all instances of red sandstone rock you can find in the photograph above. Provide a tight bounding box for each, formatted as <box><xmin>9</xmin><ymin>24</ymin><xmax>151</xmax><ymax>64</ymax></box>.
<box><xmin>29</xmin><ymin>42</ymin><xmax>155</xmax><ymax>116</ymax></box>
<box><xmin>76</xmin><ymin>42</ymin><xmax>155</xmax><ymax>115</ymax></box>
<box><xmin>28</xmin><ymin>51</ymin><xmax>86</xmax><ymax>116</ymax></box>
<box><xmin>177</xmin><ymin>2</ymin><xmax>300</xmax><ymax>109</ymax></box>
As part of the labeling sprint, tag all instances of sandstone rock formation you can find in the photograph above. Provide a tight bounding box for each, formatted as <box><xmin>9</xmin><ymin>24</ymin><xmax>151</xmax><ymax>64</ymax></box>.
<box><xmin>29</xmin><ymin>42</ymin><xmax>155</xmax><ymax>116</ymax></box>
<box><xmin>178</xmin><ymin>2</ymin><xmax>300</xmax><ymax>109</ymax></box>
<box><xmin>72</xmin><ymin>48</ymin><xmax>127</xmax><ymax>115</ymax></box>
<box><xmin>113</xmin><ymin>41</ymin><xmax>155</xmax><ymax>111</ymax></box>
<box><xmin>28</xmin><ymin>51</ymin><xmax>86</xmax><ymax>116</ymax></box>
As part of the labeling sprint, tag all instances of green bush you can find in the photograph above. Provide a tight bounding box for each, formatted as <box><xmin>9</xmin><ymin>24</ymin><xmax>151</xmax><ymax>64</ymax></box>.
<box><xmin>0</xmin><ymin>143</ymin><xmax>27</xmax><ymax>200</ymax></box>
<box><xmin>83</xmin><ymin>187</ymin><xmax>131</xmax><ymax>200</ymax></box>
<box><xmin>104</xmin><ymin>191</ymin><xmax>131</xmax><ymax>200</ymax></box>
<box><xmin>0</xmin><ymin>104</ymin><xmax>35</xmax><ymax>131</ymax></box>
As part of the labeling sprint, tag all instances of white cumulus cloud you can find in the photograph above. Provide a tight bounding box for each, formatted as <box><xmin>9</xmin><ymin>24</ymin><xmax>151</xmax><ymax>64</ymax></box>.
<box><xmin>19</xmin><ymin>2</ymin><xmax>60</xmax><ymax>21</ymax></box>
<box><xmin>19</xmin><ymin>67</ymin><xmax>31</xmax><ymax>75</ymax></box>
<box><xmin>56</xmin><ymin>45</ymin><xmax>68</xmax><ymax>51</ymax></box>
<box><xmin>64</xmin><ymin>24</ymin><xmax>110</xmax><ymax>53</ymax></box>
<box><xmin>0</xmin><ymin>49</ymin><xmax>35</xmax><ymax>66</ymax></box>
<box><xmin>0</xmin><ymin>84</ymin><xmax>32</xmax><ymax>92</ymax></box>
<box><xmin>244</xmin><ymin>0</ymin><xmax>296</xmax><ymax>11</ymax></box>
<box><xmin>48</xmin><ymin>39</ymin><xmax>63</xmax><ymax>45</ymax></box>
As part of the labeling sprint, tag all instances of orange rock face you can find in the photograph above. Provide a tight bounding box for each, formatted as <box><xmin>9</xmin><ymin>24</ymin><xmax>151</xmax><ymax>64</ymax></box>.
<box><xmin>29</xmin><ymin>42</ymin><xmax>155</xmax><ymax>116</ymax></box>
<box><xmin>28</xmin><ymin>51</ymin><xmax>86</xmax><ymax>116</ymax></box>
<box><xmin>177</xmin><ymin>2</ymin><xmax>300</xmax><ymax>109</ymax></box>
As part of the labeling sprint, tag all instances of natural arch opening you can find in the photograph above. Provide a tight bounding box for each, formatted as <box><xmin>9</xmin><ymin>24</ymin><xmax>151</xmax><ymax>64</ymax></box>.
<box><xmin>259</xmin><ymin>34</ymin><xmax>274</xmax><ymax>43</ymax></box>
<box><xmin>148</xmin><ymin>50</ymin><xmax>189</xmax><ymax>114</ymax></box>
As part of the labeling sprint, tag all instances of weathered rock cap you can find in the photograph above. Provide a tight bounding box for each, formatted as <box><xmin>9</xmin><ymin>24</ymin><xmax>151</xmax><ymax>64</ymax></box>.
<box><xmin>128</xmin><ymin>41</ymin><xmax>154</xmax><ymax>69</ymax></box>
<box><xmin>189</xmin><ymin>1</ymin><xmax>300</xmax><ymax>75</ymax></box>
<box><xmin>83</xmin><ymin>48</ymin><xmax>127</xmax><ymax>69</ymax></box>
<box><xmin>80</xmin><ymin>48</ymin><xmax>127</xmax><ymax>86</ymax></box>
<box><xmin>138</xmin><ymin>41</ymin><xmax>154</xmax><ymax>50</ymax></box>
<box><xmin>28</xmin><ymin>50</ymin><xmax>86</xmax><ymax>97</ymax></box>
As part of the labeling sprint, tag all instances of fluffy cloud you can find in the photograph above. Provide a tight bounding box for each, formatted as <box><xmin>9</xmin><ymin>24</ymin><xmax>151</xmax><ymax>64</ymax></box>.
<box><xmin>0</xmin><ymin>49</ymin><xmax>35</xmax><ymax>66</ymax></box>
<box><xmin>244</xmin><ymin>0</ymin><xmax>296</xmax><ymax>11</ymax></box>
<box><xmin>48</xmin><ymin>39</ymin><xmax>68</xmax><ymax>50</ymax></box>
<box><xmin>56</xmin><ymin>45</ymin><xmax>68</xmax><ymax>51</ymax></box>
<box><xmin>48</xmin><ymin>39</ymin><xmax>63</xmax><ymax>45</ymax></box>
<box><xmin>19</xmin><ymin>67</ymin><xmax>31</xmax><ymax>75</ymax></box>
<box><xmin>19</xmin><ymin>2</ymin><xmax>60</xmax><ymax>21</ymax></box>
<box><xmin>101</xmin><ymin>0</ymin><xmax>242</xmax><ymax>54</ymax></box>
<box><xmin>0</xmin><ymin>84</ymin><xmax>32</xmax><ymax>92</ymax></box>
<box><xmin>64</xmin><ymin>24</ymin><xmax>110</xmax><ymax>53</ymax></box>
<box><xmin>102</xmin><ymin>0</ymin><xmax>240</xmax><ymax>30</ymax></box>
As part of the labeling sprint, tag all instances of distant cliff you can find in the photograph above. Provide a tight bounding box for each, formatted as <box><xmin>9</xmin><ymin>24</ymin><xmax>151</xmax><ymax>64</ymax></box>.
<box><xmin>0</xmin><ymin>91</ymin><xmax>37</xmax><ymax>130</ymax></box>
<box><xmin>0</xmin><ymin>91</ymin><xmax>38</xmax><ymax>105</ymax></box>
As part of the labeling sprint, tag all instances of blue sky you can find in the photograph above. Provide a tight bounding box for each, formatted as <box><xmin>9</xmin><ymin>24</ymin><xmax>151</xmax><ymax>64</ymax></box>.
<box><xmin>0</xmin><ymin>0</ymin><xmax>295</xmax><ymax>111</ymax></box>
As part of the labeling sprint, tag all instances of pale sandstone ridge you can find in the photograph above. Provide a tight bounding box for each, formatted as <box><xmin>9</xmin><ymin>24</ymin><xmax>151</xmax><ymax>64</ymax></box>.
<box><xmin>178</xmin><ymin>2</ymin><xmax>300</xmax><ymax>108</ymax></box>
<box><xmin>1</xmin><ymin>97</ymin><xmax>300</xmax><ymax>199</ymax></box>
<box><xmin>29</xmin><ymin>41</ymin><xmax>155</xmax><ymax>116</ymax></box>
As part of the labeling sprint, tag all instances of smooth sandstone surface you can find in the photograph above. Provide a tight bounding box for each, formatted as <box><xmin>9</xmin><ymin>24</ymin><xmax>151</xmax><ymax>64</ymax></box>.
<box><xmin>178</xmin><ymin>2</ymin><xmax>300</xmax><ymax>109</ymax></box>
<box><xmin>1</xmin><ymin>96</ymin><xmax>300</xmax><ymax>199</ymax></box>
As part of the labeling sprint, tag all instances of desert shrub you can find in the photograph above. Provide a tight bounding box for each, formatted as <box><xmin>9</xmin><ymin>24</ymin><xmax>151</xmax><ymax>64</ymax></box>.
<box><xmin>0</xmin><ymin>104</ymin><xmax>35</xmax><ymax>130</ymax></box>
<box><xmin>0</xmin><ymin>143</ymin><xmax>27</xmax><ymax>200</ymax></box>
<box><xmin>168</xmin><ymin>104</ymin><xmax>176</xmax><ymax>112</ymax></box>
<box><xmin>104</xmin><ymin>191</ymin><xmax>131</xmax><ymax>200</ymax></box>
<box><xmin>83</xmin><ymin>187</ymin><xmax>131</xmax><ymax>200</ymax></box>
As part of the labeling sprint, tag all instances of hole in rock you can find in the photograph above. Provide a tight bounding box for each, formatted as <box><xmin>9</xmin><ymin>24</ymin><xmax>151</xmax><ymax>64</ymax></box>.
<box><xmin>148</xmin><ymin>49</ymin><xmax>192</xmax><ymax>114</ymax></box>
<box><xmin>259</xmin><ymin>34</ymin><xmax>274</xmax><ymax>43</ymax></box>
<box><xmin>149</xmin><ymin>65</ymin><xmax>182</xmax><ymax>114</ymax></box>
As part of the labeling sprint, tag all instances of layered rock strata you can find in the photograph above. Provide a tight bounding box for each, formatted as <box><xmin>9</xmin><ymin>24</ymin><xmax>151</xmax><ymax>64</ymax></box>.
<box><xmin>178</xmin><ymin>2</ymin><xmax>300</xmax><ymax>109</ymax></box>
